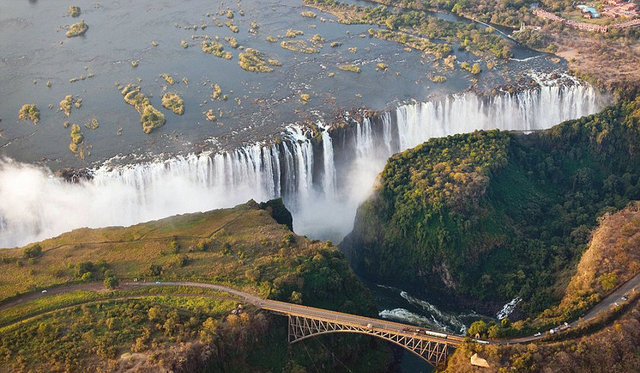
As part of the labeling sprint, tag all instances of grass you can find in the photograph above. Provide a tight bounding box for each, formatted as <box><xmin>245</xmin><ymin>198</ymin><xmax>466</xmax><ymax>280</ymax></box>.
<box><xmin>0</xmin><ymin>203</ymin><xmax>286</xmax><ymax>301</ymax></box>
<box><xmin>18</xmin><ymin>104</ymin><xmax>40</xmax><ymax>124</ymax></box>
<box><xmin>161</xmin><ymin>92</ymin><xmax>185</xmax><ymax>115</ymax></box>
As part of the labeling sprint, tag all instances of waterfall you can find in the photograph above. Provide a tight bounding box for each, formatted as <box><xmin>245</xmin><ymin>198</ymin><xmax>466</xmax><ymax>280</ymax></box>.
<box><xmin>321</xmin><ymin>128</ymin><xmax>337</xmax><ymax>199</ymax></box>
<box><xmin>0</xmin><ymin>79</ymin><xmax>604</xmax><ymax>248</ymax></box>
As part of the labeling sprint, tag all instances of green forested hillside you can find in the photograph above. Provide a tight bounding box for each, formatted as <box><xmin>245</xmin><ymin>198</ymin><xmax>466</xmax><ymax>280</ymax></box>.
<box><xmin>345</xmin><ymin>96</ymin><xmax>640</xmax><ymax>316</ymax></box>
<box><xmin>0</xmin><ymin>200</ymin><xmax>391</xmax><ymax>372</ymax></box>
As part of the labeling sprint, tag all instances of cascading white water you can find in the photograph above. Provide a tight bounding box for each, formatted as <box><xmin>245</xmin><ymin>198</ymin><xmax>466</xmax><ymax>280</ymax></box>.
<box><xmin>321</xmin><ymin>126</ymin><xmax>337</xmax><ymax>199</ymax></box>
<box><xmin>0</xmin><ymin>79</ymin><xmax>603</xmax><ymax>248</ymax></box>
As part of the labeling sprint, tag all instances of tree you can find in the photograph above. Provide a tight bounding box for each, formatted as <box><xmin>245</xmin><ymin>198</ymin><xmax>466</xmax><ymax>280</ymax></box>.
<box><xmin>468</xmin><ymin>320</ymin><xmax>488</xmax><ymax>338</ymax></box>
<box><xmin>103</xmin><ymin>276</ymin><xmax>119</xmax><ymax>290</ymax></box>
<box><xmin>487</xmin><ymin>324</ymin><xmax>501</xmax><ymax>338</ymax></box>
<box><xmin>290</xmin><ymin>291</ymin><xmax>303</xmax><ymax>304</ymax></box>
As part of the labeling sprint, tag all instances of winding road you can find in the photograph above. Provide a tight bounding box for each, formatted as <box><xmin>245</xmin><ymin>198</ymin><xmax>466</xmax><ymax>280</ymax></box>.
<box><xmin>2</xmin><ymin>273</ymin><xmax>639</xmax><ymax>346</ymax></box>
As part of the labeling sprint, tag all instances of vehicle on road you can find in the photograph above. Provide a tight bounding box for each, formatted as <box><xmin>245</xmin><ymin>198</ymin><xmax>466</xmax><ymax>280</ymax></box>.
<box><xmin>621</xmin><ymin>295</ymin><xmax>628</xmax><ymax>301</ymax></box>
<box><xmin>155</xmin><ymin>281</ymin><xmax>161</xmax><ymax>284</ymax></box>
<box><xmin>424</xmin><ymin>330</ymin><xmax>448</xmax><ymax>339</ymax></box>
<box><xmin>534</xmin><ymin>332</ymin><xmax>542</xmax><ymax>337</ymax></box>
<box><xmin>41</xmin><ymin>290</ymin><xmax>47</xmax><ymax>293</ymax></box>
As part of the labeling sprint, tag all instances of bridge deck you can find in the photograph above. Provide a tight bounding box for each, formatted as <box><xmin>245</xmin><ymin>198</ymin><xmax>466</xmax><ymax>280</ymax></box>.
<box><xmin>256</xmin><ymin>298</ymin><xmax>464</xmax><ymax>346</ymax></box>
<box><xmin>133</xmin><ymin>281</ymin><xmax>465</xmax><ymax>345</ymax></box>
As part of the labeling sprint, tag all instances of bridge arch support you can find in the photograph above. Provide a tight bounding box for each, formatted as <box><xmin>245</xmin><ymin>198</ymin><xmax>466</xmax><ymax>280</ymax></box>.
<box><xmin>287</xmin><ymin>314</ymin><xmax>455</xmax><ymax>367</ymax></box>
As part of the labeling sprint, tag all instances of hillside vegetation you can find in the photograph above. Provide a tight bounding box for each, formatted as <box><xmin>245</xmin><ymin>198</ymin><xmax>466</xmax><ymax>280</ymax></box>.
<box><xmin>445</xmin><ymin>298</ymin><xmax>640</xmax><ymax>373</ymax></box>
<box><xmin>0</xmin><ymin>200</ymin><xmax>390</xmax><ymax>372</ymax></box>
<box><xmin>531</xmin><ymin>202</ymin><xmax>640</xmax><ymax>328</ymax></box>
<box><xmin>344</xmin><ymin>96</ymin><xmax>640</xmax><ymax>317</ymax></box>
<box><xmin>444</xmin><ymin>204</ymin><xmax>640</xmax><ymax>373</ymax></box>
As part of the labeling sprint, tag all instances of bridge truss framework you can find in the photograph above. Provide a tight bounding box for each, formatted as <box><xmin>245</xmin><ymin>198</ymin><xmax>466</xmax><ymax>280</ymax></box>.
<box><xmin>287</xmin><ymin>314</ymin><xmax>455</xmax><ymax>367</ymax></box>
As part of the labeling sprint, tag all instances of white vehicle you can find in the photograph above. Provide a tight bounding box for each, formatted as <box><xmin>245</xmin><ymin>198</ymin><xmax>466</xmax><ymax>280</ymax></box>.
<box><xmin>366</xmin><ymin>323</ymin><xmax>373</xmax><ymax>329</ymax></box>
<box><xmin>534</xmin><ymin>332</ymin><xmax>542</xmax><ymax>337</ymax></box>
<box><xmin>475</xmin><ymin>339</ymin><xmax>490</xmax><ymax>344</ymax></box>
<box><xmin>424</xmin><ymin>330</ymin><xmax>448</xmax><ymax>339</ymax></box>
<box><xmin>41</xmin><ymin>289</ymin><xmax>47</xmax><ymax>293</ymax></box>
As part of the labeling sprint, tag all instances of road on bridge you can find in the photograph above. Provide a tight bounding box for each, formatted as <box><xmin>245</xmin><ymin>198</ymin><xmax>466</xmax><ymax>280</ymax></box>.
<box><xmin>2</xmin><ymin>273</ymin><xmax>640</xmax><ymax>345</ymax></box>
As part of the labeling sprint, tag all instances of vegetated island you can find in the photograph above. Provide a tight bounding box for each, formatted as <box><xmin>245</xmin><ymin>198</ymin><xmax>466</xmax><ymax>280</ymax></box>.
<box><xmin>356</xmin><ymin>0</ymin><xmax>640</xmax><ymax>89</ymax></box>
<box><xmin>238</xmin><ymin>48</ymin><xmax>279</xmax><ymax>72</ymax></box>
<box><xmin>120</xmin><ymin>84</ymin><xmax>166</xmax><ymax>134</ymax></box>
<box><xmin>17</xmin><ymin>104</ymin><xmax>40</xmax><ymax>125</ymax></box>
<box><xmin>303</xmin><ymin>0</ymin><xmax>512</xmax><ymax>64</ymax></box>
<box><xmin>0</xmin><ymin>200</ymin><xmax>391</xmax><ymax>372</ymax></box>
<box><xmin>69</xmin><ymin>6</ymin><xmax>81</xmax><ymax>18</ymax></box>
<box><xmin>68</xmin><ymin>123</ymin><xmax>84</xmax><ymax>157</ymax></box>
<box><xmin>161</xmin><ymin>92</ymin><xmax>185</xmax><ymax>115</ymax></box>
<box><xmin>201</xmin><ymin>40</ymin><xmax>233</xmax><ymax>60</ymax></box>
<box><xmin>66</xmin><ymin>20</ymin><xmax>88</xmax><ymax>38</ymax></box>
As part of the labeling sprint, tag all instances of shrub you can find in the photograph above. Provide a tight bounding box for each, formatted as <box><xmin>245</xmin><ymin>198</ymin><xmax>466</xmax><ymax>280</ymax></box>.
<box><xmin>69</xmin><ymin>6</ymin><xmax>81</xmax><ymax>17</ymax></box>
<box><xmin>23</xmin><ymin>244</ymin><xmax>42</xmax><ymax>259</ymax></box>
<box><xmin>149</xmin><ymin>264</ymin><xmax>163</xmax><ymax>276</ymax></box>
